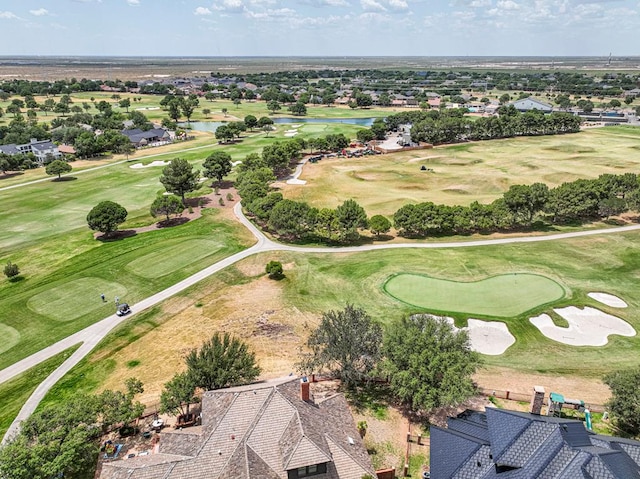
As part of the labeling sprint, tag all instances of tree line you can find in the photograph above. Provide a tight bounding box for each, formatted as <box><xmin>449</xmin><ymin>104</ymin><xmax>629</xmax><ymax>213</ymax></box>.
<box><xmin>356</xmin><ymin>107</ymin><xmax>582</xmax><ymax>147</ymax></box>
<box><xmin>394</xmin><ymin>173</ymin><xmax>640</xmax><ymax>238</ymax></box>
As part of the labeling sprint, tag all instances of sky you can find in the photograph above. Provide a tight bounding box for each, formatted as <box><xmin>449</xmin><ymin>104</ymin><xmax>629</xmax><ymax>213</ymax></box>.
<box><xmin>0</xmin><ymin>0</ymin><xmax>638</xmax><ymax>57</ymax></box>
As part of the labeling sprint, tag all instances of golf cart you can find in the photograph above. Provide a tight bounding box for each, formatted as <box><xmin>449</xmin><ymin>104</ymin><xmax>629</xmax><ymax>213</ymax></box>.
<box><xmin>116</xmin><ymin>303</ymin><xmax>131</xmax><ymax>316</ymax></box>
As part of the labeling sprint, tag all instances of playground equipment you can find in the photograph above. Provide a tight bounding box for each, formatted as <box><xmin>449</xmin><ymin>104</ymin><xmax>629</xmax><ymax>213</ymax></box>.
<box><xmin>548</xmin><ymin>392</ymin><xmax>585</xmax><ymax>417</ymax></box>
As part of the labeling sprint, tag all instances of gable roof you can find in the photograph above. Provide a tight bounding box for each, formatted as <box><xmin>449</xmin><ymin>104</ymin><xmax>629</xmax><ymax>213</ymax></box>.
<box><xmin>100</xmin><ymin>377</ymin><xmax>375</xmax><ymax>479</ymax></box>
<box><xmin>431</xmin><ymin>407</ymin><xmax>640</xmax><ymax>479</ymax></box>
<box><xmin>511</xmin><ymin>97</ymin><xmax>553</xmax><ymax>112</ymax></box>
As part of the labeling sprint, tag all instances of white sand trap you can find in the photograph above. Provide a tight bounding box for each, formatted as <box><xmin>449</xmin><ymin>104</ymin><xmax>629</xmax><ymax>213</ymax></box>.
<box><xmin>284</xmin><ymin>132</ymin><xmax>298</xmax><ymax>137</ymax></box>
<box><xmin>231</xmin><ymin>161</ymin><xmax>242</xmax><ymax>167</ymax></box>
<box><xmin>588</xmin><ymin>292</ymin><xmax>628</xmax><ymax>308</ymax></box>
<box><xmin>135</xmin><ymin>107</ymin><xmax>160</xmax><ymax>111</ymax></box>
<box><xmin>466</xmin><ymin>319</ymin><xmax>516</xmax><ymax>355</ymax></box>
<box><xmin>530</xmin><ymin>307</ymin><xmax>636</xmax><ymax>346</ymax></box>
<box><xmin>130</xmin><ymin>160</ymin><xmax>169</xmax><ymax>169</ymax></box>
<box><xmin>286</xmin><ymin>178</ymin><xmax>307</xmax><ymax>185</ymax></box>
<box><xmin>443</xmin><ymin>317</ymin><xmax>515</xmax><ymax>355</ymax></box>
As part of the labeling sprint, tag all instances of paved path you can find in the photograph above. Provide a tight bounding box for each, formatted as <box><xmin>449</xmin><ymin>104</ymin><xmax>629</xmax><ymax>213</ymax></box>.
<box><xmin>3</xmin><ymin>202</ymin><xmax>640</xmax><ymax>443</ymax></box>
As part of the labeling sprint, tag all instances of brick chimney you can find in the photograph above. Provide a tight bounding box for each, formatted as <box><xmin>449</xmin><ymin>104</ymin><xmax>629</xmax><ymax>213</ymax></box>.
<box><xmin>530</xmin><ymin>386</ymin><xmax>545</xmax><ymax>415</ymax></box>
<box><xmin>300</xmin><ymin>376</ymin><xmax>310</xmax><ymax>402</ymax></box>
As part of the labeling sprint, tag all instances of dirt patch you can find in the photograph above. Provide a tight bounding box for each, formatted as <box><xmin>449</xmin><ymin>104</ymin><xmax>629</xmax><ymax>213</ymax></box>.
<box><xmin>473</xmin><ymin>366</ymin><xmax>611</xmax><ymax>405</ymax></box>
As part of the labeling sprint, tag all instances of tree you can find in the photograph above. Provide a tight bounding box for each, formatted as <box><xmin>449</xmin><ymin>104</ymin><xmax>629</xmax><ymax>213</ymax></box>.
<box><xmin>258</xmin><ymin>116</ymin><xmax>274</xmax><ymax>136</ymax></box>
<box><xmin>203</xmin><ymin>151</ymin><xmax>232</xmax><ymax>186</ymax></box>
<box><xmin>4</xmin><ymin>261</ymin><xmax>19</xmax><ymax>279</ymax></box>
<box><xmin>86</xmin><ymin>200</ymin><xmax>128</xmax><ymax>236</ymax></box>
<box><xmin>499</xmin><ymin>93</ymin><xmax>511</xmax><ymax>105</ymax></box>
<box><xmin>335</xmin><ymin>199</ymin><xmax>368</xmax><ymax>242</ymax></box>
<box><xmin>265</xmin><ymin>260</ymin><xmax>284</xmax><ymax>279</ymax></box>
<box><xmin>356</xmin><ymin>129</ymin><xmax>375</xmax><ymax>143</ymax></box>
<box><xmin>0</xmin><ymin>394</ymin><xmax>102</xmax><ymax>479</ymax></box>
<box><xmin>159</xmin><ymin>158</ymin><xmax>200</xmax><ymax>204</ymax></box>
<box><xmin>202</xmin><ymin>108</ymin><xmax>211</xmax><ymax>117</ymax></box>
<box><xmin>288</xmin><ymin>101</ymin><xmax>307</xmax><ymax>116</ymax></box>
<box><xmin>267</xmin><ymin>100</ymin><xmax>281</xmax><ymax>114</ymax></box>
<box><xmin>150</xmin><ymin>194</ymin><xmax>184</xmax><ymax>221</ymax></box>
<box><xmin>160</xmin><ymin>372</ymin><xmax>199</xmax><ymax>417</ymax></box>
<box><xmin>382</xmin><ymin>314</ymin><xmax>481</xmax><ymax>412</ymax></box>
<box><xmin>185</xmin><ymin>332</ymin><xmax>261</xmax><ymax>391</ymax></box>
<box><xmin>299</xmin><ymin>304</ymin><xmax>382</xmax><ymax>387</ymax></box>
<box><xmin>119</xmin><ymin>98</ymin><xmax>131</xmax><ymax>112</ymax></box>
<box><xmin>45</xmin><ymin>159</ymin><xmax>72</xmax><ymax>180</ymax></box>
<box><xmin>604</xmin><ymin>368</ymin><xmax>640</xmax><ymax>436</ymax></box>
<box><xmin>369</xmin><ymin>215</ymin><xmax>391</xmax><ymax>237</ymax></box>
<box><xmin>244</xmin><ymin>114</ymin><xmax>258</xmax><ymax>130</ymax></box>
<box><xmin>221</xmin><ymin>107</ymin><xmax>228</xmax><ymax>117</ymax></box>
<box><xmin>181</xmin><ymin>97</ymin><xmax>197</xmax><ymax>122</ymax></box>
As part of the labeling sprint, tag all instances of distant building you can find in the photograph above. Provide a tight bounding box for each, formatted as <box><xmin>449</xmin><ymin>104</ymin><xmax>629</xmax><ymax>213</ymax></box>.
<box><xmin>511</xmin><ymin>97</ymin><xmax>553</xmax><ymax>113</ymax></box>
<box><xmin>0</xmin><ymin>139</ymin><xmax>61</xmax><ymax>164</ymax></box>
<box><xmin>431</xmin><ymin>407</ymin><xmax>640</xmax><ymax>478</ymax></box>
<box><xmin>121</xmin><ymin>128</ymin><xmax>172</xmax><ymax>148</ymax></box>
<box><xmin>100</xmin><ymin>377</ymin><xmax>376</xmax><ymax>479</ymax></box>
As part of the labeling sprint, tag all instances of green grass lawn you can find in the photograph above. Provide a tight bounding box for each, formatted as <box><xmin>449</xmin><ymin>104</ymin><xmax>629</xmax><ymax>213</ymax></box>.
<box><xmin>0</xmin><ymin>209</ymin><xmax>253</xmax><ymax>371</ymax></box>
<box><xmin>383</xmin><ymin>273</ymin><xmax>566</xmax><ymax>318</ymax></box>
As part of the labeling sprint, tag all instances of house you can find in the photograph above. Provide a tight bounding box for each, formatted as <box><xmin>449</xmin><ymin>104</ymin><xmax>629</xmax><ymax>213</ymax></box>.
<box><xmin>100</xmin><ymin>377</ymin><xmax>376</xmax><ymax>479</ymax></box>
<box><xmin>121</xmin><ymin>128</ymin><xmax>172</xmax><ymax>148</ymax></box>
<box><xmin>623</xmin><ymin>88</ymin><xmax>640</xmax><ymax>98</ymax></box>
<box><xmin>431</xmin><ymin>407</ymin><xmax>640</xmax><ymax>478</ymax></box>
<box><xmin>0</xmin><ymin>139</ymin><xmax>61</xmax><ymax>164</ymax></box>
<box><xmin>511</xmin><ymin>97</ymin><xmax>554</xmax><ymax>113</ymax></box>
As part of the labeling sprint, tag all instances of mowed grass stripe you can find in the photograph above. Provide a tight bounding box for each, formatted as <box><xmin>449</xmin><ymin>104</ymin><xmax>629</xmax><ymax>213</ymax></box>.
<box><xmin>126</xmin><ymin>239</ymin><xmax>223</xmax><ymax>278</ymax></box>
<box><xmin>383</xmin><ymin>273</ymin><xmax>566</xmax><ymax>317</ymax></box>
<box><xmin>0</xmin><ymin>324</ymin><xmax>20</xmax><ymax>354</ymax></box>
<box><xmin>27</xmin><ymin>278</ymin><xmax>128</xmax><ymax>322</ymax></box>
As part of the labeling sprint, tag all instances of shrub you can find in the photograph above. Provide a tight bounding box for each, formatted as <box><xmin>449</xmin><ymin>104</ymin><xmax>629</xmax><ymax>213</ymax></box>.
<box><xmin>265</xmin><ymin>260</ymin><xmax>284</xmax><ymax>280</ymax></box>
<box><xmin>4</xmin><ymin>261</ymin><xmax>19</xmax><ymax>279</ymax></box>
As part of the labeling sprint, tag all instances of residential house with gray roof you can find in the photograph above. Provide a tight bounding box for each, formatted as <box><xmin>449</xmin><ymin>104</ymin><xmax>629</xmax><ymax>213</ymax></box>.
<box><xmin>100</xmin><ymin>377</ymin><xmax>376</xmax><ymax>479</ymax></box>
<box><xmin>0</xmin><ymin>139</ymin><xmax>61</xmax><ymax>164</ymax></box>
<box><xmin>511</xmin><ymin>97</ymin><xmax>553</xmax><ymax>113</ymax></box>
<box><xmin>431</xmin><ymin>408</ymin><xmax>640</xmax><ymax>478</ymax></box>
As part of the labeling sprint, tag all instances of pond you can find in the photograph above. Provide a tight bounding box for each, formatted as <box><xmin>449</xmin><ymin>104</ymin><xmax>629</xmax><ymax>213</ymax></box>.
<box><xmin>181</xmin><ymin>117</ymin><xmax>379</xmax><ymax>132</ymax></box>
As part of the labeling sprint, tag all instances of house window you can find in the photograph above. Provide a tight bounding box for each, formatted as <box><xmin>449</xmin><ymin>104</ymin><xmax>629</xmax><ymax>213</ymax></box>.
<box><xmin>287</xmin><ymin>463</ymin><xmax>327</xmax><ymax>479</ymax></box>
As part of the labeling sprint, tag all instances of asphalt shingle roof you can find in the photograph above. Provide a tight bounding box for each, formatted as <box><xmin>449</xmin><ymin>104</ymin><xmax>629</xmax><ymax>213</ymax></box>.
<box><xmin>100</xmin><ymin>377</ymin><xmax>374</xmax><ymax>479</ymax></box>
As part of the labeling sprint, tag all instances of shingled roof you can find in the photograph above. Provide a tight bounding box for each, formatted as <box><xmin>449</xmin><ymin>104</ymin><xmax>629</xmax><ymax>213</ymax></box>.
<box><xmin>100</xmin><ymin>377</ymin><xmax>375</xmax><ymax>479</ymax></box>
<box><xmin>431</xmin><ymin>408</ymin><xmax>640</xmax><ymax>478</ymax></box>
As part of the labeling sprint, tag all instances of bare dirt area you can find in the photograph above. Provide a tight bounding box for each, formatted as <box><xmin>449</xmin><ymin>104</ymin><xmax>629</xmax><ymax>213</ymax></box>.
<box><xmin>473</xmin><ymin>366</ymin><xmax>611</xmax><ymax>406</ymax></box>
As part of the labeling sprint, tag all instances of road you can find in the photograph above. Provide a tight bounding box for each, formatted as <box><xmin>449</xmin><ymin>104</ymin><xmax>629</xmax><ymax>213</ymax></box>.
<box><xmin>3</xmin><ymin>202</ymin><xmax>640</xmax><ymax>443</ymax></box>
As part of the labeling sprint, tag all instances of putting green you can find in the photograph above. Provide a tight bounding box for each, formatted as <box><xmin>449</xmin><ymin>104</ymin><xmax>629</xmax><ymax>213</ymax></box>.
<box><xmin>27</xmin><ymin>278</ymin><xmax>128</xmax><ymax>322</ymax></box>
<box><xmin>126</xmin><ymin>239</ymin><xmax>223</xmax><ymax>279</ymax></box>
<box><xmin>0</xmin><ymin>324</ymin><xmax>20</xmax><ymax>354</ymax></box>
<box><xmin>383</xmin><ymin>273</ymin><xmax>565</xmax><ymax>317</ymax></box>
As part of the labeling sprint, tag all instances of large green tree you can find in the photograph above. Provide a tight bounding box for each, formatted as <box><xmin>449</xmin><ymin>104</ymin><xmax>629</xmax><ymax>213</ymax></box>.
<box><xmin>604</xmin><ymin>368</ymin><xmax>640</xmax><ymax>437</ymax></box>
<box><xmin>160</xmin><ymin>372</ymin><xmax>199</xmax><ymax>417</ymax></box>
<box><xmin>203</xmin><ymin>151</ymin><xmax>233</xmax><ymax>185</ymax></box>
<box><xmin>86</xmin><ymin>200</ymin><xmax>128</xmax><ymax>236</ymax></box>
<box><xmin>185</xmin><ymin>332</ymin><xmax>261</xmax><ymax>391</ymax></box>
<box><xmin>159</xmin><ymin>158</ymin><xmax>200</xmax><ymax>204</ymax></box>
<box><xmin>299</xmin><ymin>304</ymin><xmax>383</xmax><ymax>387</ymax></box>
<box><xmin>150</xmin><ymin>194</ymin><xmax>184</xmax><ymax>221</ymax></box>
<box><xmin>335</xmin><ymin>199</ymin><xmax>368</xmax><ymax>242</ymax></box>
<box><xmin>45</xmin><ymin>159</ymin><xmax>72</xmax><ymax>180</ymax></box>
<box><xmin>382</xmin><ymin>314</ymin><xmax>481</xmax><ymax>412</ymax></box>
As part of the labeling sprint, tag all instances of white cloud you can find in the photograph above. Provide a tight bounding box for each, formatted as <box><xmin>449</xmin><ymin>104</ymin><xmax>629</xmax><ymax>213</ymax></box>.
<box><xmin>244</xmin><ymin>7</ymin><xmax>296</xmax><ymax>19</ymax></box>
<box><xmin>361</xmin><ymin>0</ymin><xmax>386</xmax><ymax>11</ymax></box>
<box><xmin>388</xmin><ymin>0</ymin><xmax>408</xmax><ymax>10</ymax></box>
<box><xmin>469</xmin><ymin>0</ymin><xmax>491</xmax><ymax>6</ymax></box>
<box><xmin>0</xmin><ymin>11</ymin><xmax>19</xmax><ymax>19</ymax></box>
<box><xmin>29</xmin><ymin>8</ymin><xmax>49</xmax><ymax>16</ymax></box>
<box><xmin>213</xmin><ymin>0</ymin><xmax>245</xmax><ymax>12</ymax></box>
<box><xmin>496</xmin><ymin>0</ymin><xmax>519</xmax><ymax>10</ymax></box>
<box><xmin>126</xmin><ymin>0</ymin><xmax>140</xmax><ymax>5</ymax></box>
<box><xmin>194</xmin><ymin>6</ymin><xmax>213</xmax><ymax>15</ymax></box>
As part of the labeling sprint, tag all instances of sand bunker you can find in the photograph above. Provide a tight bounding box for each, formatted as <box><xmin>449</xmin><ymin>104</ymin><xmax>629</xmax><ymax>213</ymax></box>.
<box><xmin>130</xmin><ymin>160</ymin><xmax>169</xmax><ymax>169</ymax></box>
<box><xmin>284</xmin><ymin>128</ymin><xmax>299</xmax><ymax>137</ymax></box>
<box><xmin>444</xmin><ymin>317</ymin><xmax>515</xmax><ymax>355</ymax></box>
<box><xmin>530</xmin><ymin>306</ymin><xmax>635</xmax><ymax>346</ymax></box>
<box><xmin>588</xmin><ymin>292</ymin><xmax>628</xmax><ymax>308</ymax></box>
<box><xmin>231</xmin><ymin>161</ymin><xmax>242</xmax><ymax>167</ymax></box>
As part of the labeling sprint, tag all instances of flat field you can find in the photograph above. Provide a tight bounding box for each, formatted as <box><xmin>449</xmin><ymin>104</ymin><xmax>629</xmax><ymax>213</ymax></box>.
<box><xmin>283</xmin><ymin>126</ymin><xmax>640</xmax><ymax>216</ymax></box>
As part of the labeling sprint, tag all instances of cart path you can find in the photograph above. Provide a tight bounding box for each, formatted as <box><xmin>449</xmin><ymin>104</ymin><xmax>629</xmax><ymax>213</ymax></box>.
<box><xmin>3</xmin><ymin>202</ymin><xmax>640</xmax><ymax>442</ymax></box>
